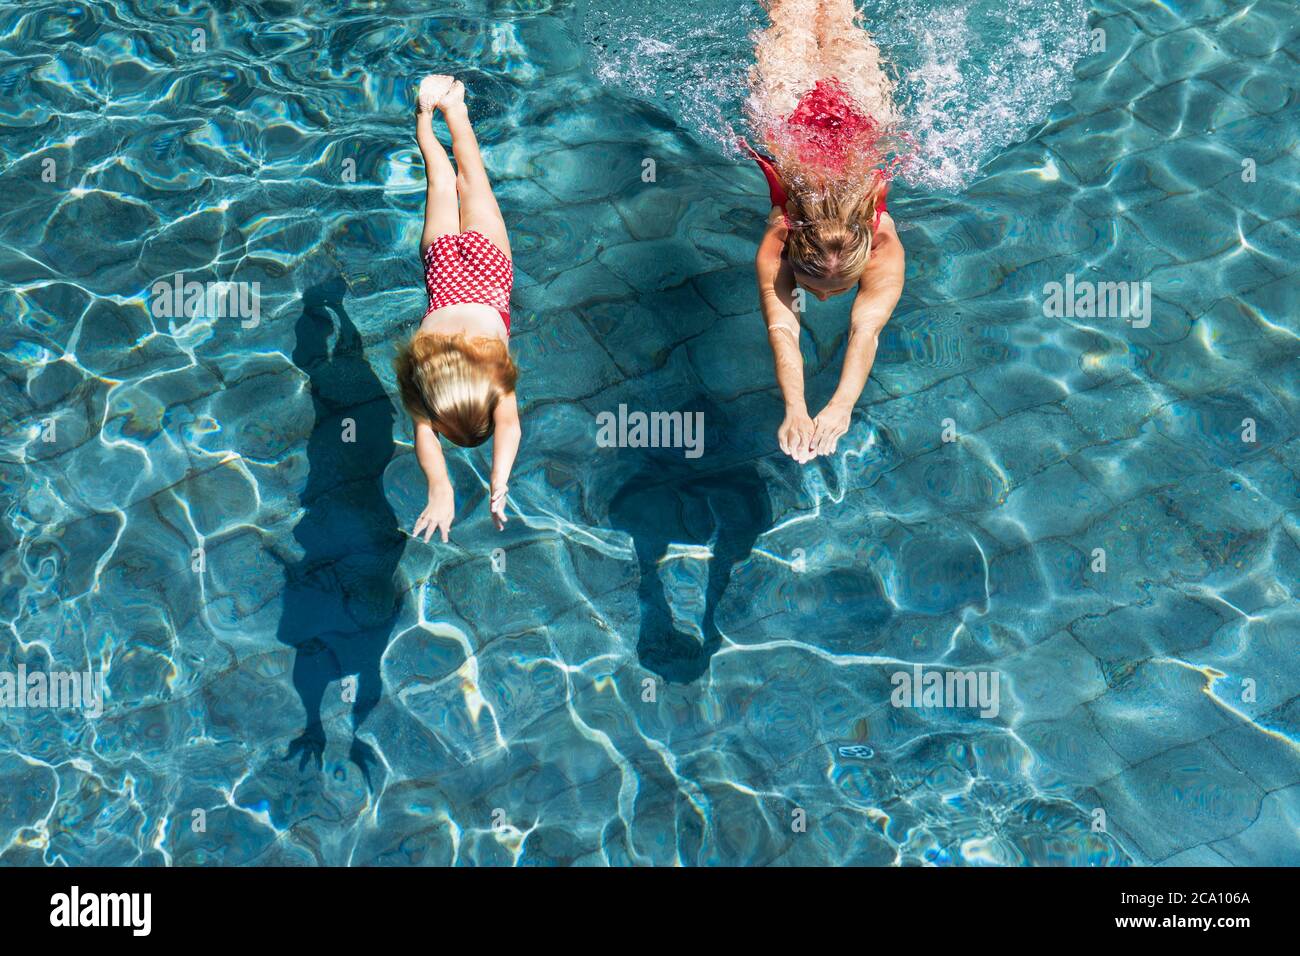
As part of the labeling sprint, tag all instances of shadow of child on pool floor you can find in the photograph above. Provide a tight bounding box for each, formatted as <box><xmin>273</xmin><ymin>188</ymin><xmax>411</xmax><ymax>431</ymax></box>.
<box><xmin>275</xmin><ymin>276</ymin><xmax>403</xmax><ymax>788</ymax></box>
<box><xmin>607</xmin><ymin>400</ymin><xmax>773</xmax><ymax>684</ymax></box>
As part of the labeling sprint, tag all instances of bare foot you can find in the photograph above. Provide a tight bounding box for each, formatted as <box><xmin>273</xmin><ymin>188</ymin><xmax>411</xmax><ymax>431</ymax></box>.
<box><xmin>436</xmin><ymin>79</ymin><xmax>466</xmax><ymax>114</ymax></box>
<box><xmin>417</xmin><ymin>74</ymin><xmax>454</xmax><ymax>113</ymax></box>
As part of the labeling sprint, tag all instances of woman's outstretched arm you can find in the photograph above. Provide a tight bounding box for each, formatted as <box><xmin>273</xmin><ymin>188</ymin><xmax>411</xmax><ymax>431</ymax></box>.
<box><xmin>756</xmin><ymin>209</ymin><xmax>817</xmax><ymax>463</ymax></box>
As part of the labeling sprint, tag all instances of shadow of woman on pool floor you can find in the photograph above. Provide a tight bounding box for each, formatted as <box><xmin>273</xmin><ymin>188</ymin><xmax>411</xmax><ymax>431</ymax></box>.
<box><xmin>275</xmin><ymin>276</ymin><xmax>402</xmax><ymax>788</ymax></box>
<box><xmin>607</xmin><ymin>400</ymin><xmax>773</xmax><ymax>684</ymax></box>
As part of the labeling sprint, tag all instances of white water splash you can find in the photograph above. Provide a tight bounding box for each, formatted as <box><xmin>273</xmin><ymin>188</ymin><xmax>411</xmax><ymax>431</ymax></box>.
<box><xmin>583</xmin><ymin>0</ymin><xmax>762</xmax><ymax>148</ymax></box>
<box><xmin>581</xmin><ymin>0</ymin><xmax>1090</xmax><ymax>192</ymax></box>
<box><xmin>865</xmin><ymin>0</ymin><xmax>1091</xmax><ymax>190</ymax></box>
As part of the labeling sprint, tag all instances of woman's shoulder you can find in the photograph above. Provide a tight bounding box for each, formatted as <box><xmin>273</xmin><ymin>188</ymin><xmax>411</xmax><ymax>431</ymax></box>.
<box><xmin>873</xmin><ymin>211</ymin><xmax>901</xmax><ymax>246</ymax></box>
<box><xmin>868</xmin><ymin>214</ymin><xmax>905</xmax><ymax>272</ymax></box>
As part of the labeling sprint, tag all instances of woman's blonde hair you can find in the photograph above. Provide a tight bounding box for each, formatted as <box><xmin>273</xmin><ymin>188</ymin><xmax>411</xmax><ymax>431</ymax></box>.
<box><xmin>395</xmin><ymin>332</ymin><xmax>517</xmax><ymax>447</ymax></box>
<box><xmin>783</xmin><ymin>176</ymin><xmax>885</xmax><ymax>284</ymax></box>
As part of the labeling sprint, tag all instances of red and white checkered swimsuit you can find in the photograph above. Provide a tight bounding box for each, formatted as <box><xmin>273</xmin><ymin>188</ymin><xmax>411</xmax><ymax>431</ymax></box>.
<box><xmin>423</xmin><ymin>231</ymin><xmax>513</xmax><ymax>332</ymax></box>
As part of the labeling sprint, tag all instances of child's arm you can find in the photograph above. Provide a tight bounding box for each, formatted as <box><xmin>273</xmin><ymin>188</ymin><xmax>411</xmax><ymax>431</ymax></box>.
<box><xmin>412</xmin><ymin>418</ymin><xmax>455</xmax><ymax>543</ymax></box>
<box><xmin>808</xmin><ymin>216</ymin><xmax>905</xmax><ymax>456</ymax></box>
<box><xmin>488</xmin><ymin>392</ymin><xmax>521</xmax><ymax>531</ymax></box>
<box><xmin>756</xmin><ymin>209</ymin><xmax>815</xmax><ymax>463</ymax></box>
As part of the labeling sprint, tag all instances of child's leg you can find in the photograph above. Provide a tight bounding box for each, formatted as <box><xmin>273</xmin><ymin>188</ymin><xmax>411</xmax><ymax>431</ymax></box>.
<box><xmin>416</xmin><ymin>77</ymin><xmax>460</xmax><ymax>257</ymax></box>
<box><xmin>437</xmin><ymin>80</ymin><xmax>511</xmax><ymax>258</ymax></box>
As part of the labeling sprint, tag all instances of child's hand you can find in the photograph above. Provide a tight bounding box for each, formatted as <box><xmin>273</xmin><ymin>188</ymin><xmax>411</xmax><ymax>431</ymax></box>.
<box><xmin>489</xmin><ymin>483</ymin><xmax>508</xmax><ymax>531</ymax></box>
<box><xmin>414</xmin><ymin>482</ymin><xmax>455</xmax><ymax>543</ymax></box>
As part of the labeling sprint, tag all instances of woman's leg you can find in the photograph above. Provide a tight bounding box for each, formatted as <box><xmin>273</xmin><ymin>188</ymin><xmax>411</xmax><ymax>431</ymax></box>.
<box><xmin>437</xmin><ymin>80</ymin><xmax>511</xmax><ymax>258</ymax></box>
<box><xmin>415</xmin><ymin>77</ymin><xmax>460</xmax><ymax>257</ymax></box>
<box><xmin>749</xmin><ymin>0</ymin><xmax>822</xmax><ymax>119</ymax></box>
<box><xmin>814</xmin><ymin>0</ymin><xmax>897</xmax><ymax>124</ymax></box>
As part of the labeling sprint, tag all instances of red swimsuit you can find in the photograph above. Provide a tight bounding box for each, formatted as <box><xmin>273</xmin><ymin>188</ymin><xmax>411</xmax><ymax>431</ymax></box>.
<box><xmin>423</xmin><ymin>231</ymin><xmax>513</xmax><ymax>332</ymax></box>
<box><xmin>742</xmin><ymin>78</ymin><xmax>889</xmax><ymax>230</ymax></box>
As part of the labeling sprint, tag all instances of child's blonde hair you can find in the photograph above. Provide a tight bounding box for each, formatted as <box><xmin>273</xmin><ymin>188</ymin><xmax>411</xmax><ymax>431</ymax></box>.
<box><xmin>783</xmin><ymin>177</ymin><xmax>886</xmax><ymax>284</ymax></box>
<box><xmin>395</xmin><ymin>332</ymin><xmax>517</xmax><ymax>447</ymax></box>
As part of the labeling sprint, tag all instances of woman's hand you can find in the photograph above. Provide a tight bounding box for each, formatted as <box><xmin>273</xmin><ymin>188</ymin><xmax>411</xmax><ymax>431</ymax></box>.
<box><xmin>488</xmin><ymin>483</ymin><xmax>508</xmax><ymax>531</ymax></box>
<box><xmin>778</xmin><ymin>407</ymin><xmax>816</xmax><ymax>463</ymax></box>
<box><xmin>811</xmin><ymin>401</ymin><xmax>853</xmax><ymax>457</ymax></box>
<box><xmin>414</xmin><ymin>482</ymin><xmax>455</xmax><ymax>543</ymax></box>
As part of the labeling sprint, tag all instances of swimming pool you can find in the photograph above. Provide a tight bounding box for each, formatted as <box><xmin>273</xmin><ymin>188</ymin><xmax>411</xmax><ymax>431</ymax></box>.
<box><xmin>1</xmin><ymin>0</ymin><xmax>1297</xmax><ymax>866</ymax></box>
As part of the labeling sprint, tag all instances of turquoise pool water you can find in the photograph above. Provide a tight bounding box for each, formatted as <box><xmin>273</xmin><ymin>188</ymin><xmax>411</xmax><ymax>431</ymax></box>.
<box><xmin>1</xmin><ymin>0</ymin><xmax>1298</xmax><ymax>866</ymax></box>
